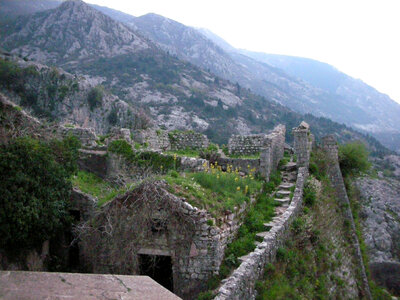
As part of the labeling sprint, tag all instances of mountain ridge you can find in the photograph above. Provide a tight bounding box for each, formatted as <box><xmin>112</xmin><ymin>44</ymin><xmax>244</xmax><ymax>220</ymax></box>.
<box><xmin>0</xmin><ymin>0</ymin><xmax>392</xmax><ymax>155</ymax></box>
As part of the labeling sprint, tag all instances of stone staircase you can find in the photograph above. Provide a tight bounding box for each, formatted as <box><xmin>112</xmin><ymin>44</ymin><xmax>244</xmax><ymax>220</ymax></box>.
<box><xmin>238</xmin><ymin>160</ymin><xmax>298</xmax><ymax>262</ymax></box>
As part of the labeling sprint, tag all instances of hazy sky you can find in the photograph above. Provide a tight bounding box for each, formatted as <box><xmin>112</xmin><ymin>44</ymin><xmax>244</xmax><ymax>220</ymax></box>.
<box><xmin>85</xmin><ymin>0</ymin><xmax>400</xmax><ymax>104</ymax></box>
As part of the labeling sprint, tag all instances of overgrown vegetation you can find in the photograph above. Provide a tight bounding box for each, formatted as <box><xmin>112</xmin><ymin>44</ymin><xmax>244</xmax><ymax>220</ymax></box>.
<box><xmin>108</xmin><ymin>139</ymin><xmax>180</xmax><ymax>172</ymax></box>
<box><xmin>0</xmin><ymin>136</ymin><xmax>80</xmax><ymax>252</ymax></box>
<box><xmin>198</xmin><ymin>172</ymin><xmax>279</xmax><ymax>299</ymax></box>
<box><xmin>87</xmin><ymin>85</ymin><xmax>104</xmax><ymax>110</ymax></box>
<box><xmin>339</xmin><ymin>142</ymin><xmax>371</xmax><ymax>176</ymax></box>
<box><xmin>165</xmin><ymin>164</ymin><xmax>262</xmax><ymax>216</ymax></box>
<box><xmin>71</xmin><ymin>170</ymin><xmax>136</xmax><ymax>207</ymax></box>
<box><xmin>255</xmin><ymin>174</ymin><xmax>351</xmax><ymax>299</ymax></box>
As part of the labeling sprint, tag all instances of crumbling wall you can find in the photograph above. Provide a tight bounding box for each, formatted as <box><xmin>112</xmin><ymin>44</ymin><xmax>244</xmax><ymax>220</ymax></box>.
<box><xmin>214</xmin><ymin>166</ymin><xmax>309</xmax><ymax>300</ymax></box>
<box><xmin>168</xmin><ymin>130</ymin><xmax>209</xmax><ymax>151</ymax></box>
<box><xmin>78</xmin><ymin>181</ymin><xmax>249</xmax><ymax>300</ymax></box>
<box><xmin>213</xmin><ymin>123</ymin><xmax>307</xmax><ymax>300</ymax></box>
<box><xmin>321</xmin><ymin>135</ymin><xmax>372</xmax><ymax>299</ymax></box>
<box><xmin>58</xmin><ymin>126</ymin><xmax>98</xmax><ymax>148</ymax></box>
<box><xmin>221</xmin><ymin>125</ymin><xmax>285</xmax><ymax>180</ymax></box>
<box><xmin>228</xmin><ymin>134</ymin><xmax>265</xmax><ymax>156</ymax></box>
<box><xmin>132</xmin><ymin>129</ymin><xmax>209</xmax><ymax>151</ymax></box>
<box><xmin>259</xmin><ymin>125</ymin><xmax>286</xmax><ymax>180</ymax></box>
<box><xmin>133</xmin><ymin>128</ymin><xmax>170</xmax><ymax>151</ymax></box>
<box><xmin>216</xmin><ymin>157</ymin><xmax>260</xmax><ymax>175</ymax></box>
<box><xmin>292</xmin><ymin>121</ymin><xmax>312</xmax><ymax>168</ymax></box>
<box><xmin>70</xmin><ymin>188</ymin><xmax>97</xmax><ymax>222</ymax></box>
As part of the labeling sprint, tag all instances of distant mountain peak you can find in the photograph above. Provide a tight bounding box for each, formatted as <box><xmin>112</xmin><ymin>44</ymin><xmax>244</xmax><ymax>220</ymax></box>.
<box><xmin>0</xmin><ymin>0</ymin><xmax>150</xmax><ymax>65</ymax></box>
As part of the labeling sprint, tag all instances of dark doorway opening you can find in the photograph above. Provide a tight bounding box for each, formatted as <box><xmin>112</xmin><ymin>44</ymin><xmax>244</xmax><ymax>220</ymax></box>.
<box><xmin>139</xmin><ymin>254</ymin><xmax>173</xmax><ymax>292</ymax></box>
<box><xmin>67</xmin><ymin>210</ymin><xmax>81</xmax><ymax>270</ymax></box>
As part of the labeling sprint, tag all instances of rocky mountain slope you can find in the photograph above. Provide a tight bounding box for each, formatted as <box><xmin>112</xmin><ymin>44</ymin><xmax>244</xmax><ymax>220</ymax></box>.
<box><xmin>0</xmin><ymin>0</ymin><xmax>61</xmax><ymax>22</ymax></box>
<box><xmin>238</xmin><ymin>51</ymin><xmax>400</xmax><ymax>150</ymax></box>
<box><xmin>2</xmin><ymin>0</ymin><xmax>400</xmax><ymax>152</ymax></box>
<box><xmin>0</xmin><ymin>0</ymin><xmax>391</xmax><ymax>155</ymax></box>
<box><xmin>102</xmin><ymin>9</ymin><xmax>400</xmax><ymax>152</ymax></box>
<box><xmin>0</xmin><ymin>53</ymin><xmax>142</xmax><ymax>134</ymax></box>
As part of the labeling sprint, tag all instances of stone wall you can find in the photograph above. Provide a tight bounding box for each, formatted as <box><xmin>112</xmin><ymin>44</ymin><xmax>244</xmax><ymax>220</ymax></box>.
<box><xmin>58</xmin><ymin>126</ymin><xmax>98</xmax><ymax>148</ymax></box>
<box><xmin>292</xmin><ymin>121</ymin><xmax>312</xmax><ymax>168</ymax></box>
<box><xmin>133</xmin><ymin>128</ymin><xmax>170</xmax><ymax>151</ymax></box>
<box><xmin>321</xmin><ymin>135</ymin><xmax>372</xmax><ymax>299</ymax></box>
<box><xmin>214</xmin><ymin>166</ymin><xmax>309</xmax><ymax>300</ymax></box>
<box><xmin>228</xmin><ymin>134</ymin><xmax>265</xmax><ymax>156</ymax></box>
<box><xmin>220</xmin><ymin>125</ymin><xmax>285</xmax><ymax>180</ymax></box>
<box><xmin>259</xmin><ymin>125</ymin><xmax>286</xmax><ymax>180</ymax></box>
<box><xmin>216</xmin><ymin>157</ymin><xmax>260</xmax><ymax>175</ymax></box>
<box><xmin>168</xmin><ymin>130</ymin><xmax>209</xmax><ymax>151</ymax></box>
<box><xmin>133</xmin><ymin>129</ymin><xmax>209</xmax><ymax>151</ymax></box>
<box><xmin>107</xmin><ymin>127</ymin><xmax>132</xmax><ymax>144</ymax></box>
<box><xmin>79</xmin><ymin>181</ymin><xmax>251</xmax><ymax>300</ymax></box>
<box><xmin>70</xmin><ymin>188</ymin><xmax>97</xmax><ymax>222</ymax></box>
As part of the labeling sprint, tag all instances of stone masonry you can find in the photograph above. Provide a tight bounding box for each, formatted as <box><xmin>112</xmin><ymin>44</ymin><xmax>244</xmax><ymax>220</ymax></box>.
<box><xmin>259</xmin><ymin>125</ymin><xmax>286</xmax><ymax>180</ymax></box>
<box><xmin>219</xmin><ymin>125</ymin><xmax>286</xmax><ymax>180</ymax></box>
<box><xmin>321</xmin><ymin>135</ymin><xmax>372</xmax><ymax>299</ymax></box>
<box><xmin>214</xmin><ymin>166</ymin><xmax>309</xmax><ymax>299</ymax></box>
<box><xmin>58</xmin><ymin>125</ymin><xmax>98</xmax><ymax>148</ymax></box>
<box><xmin>79</xmin><ymin>181</ymin><xmax>251</xmax><ymax>300</ymax></box>
<box><xmin>292</xmin><ymin>121</ymin><xmax>312</xmax><ymax>168</ymax></box>
<box><xmin>213</xmin><ymin>122</ymin><xmax>309</xmax><ymax>299</ymax></box>
<box><xmin>228</xmin><ymin>134</ymin><xmax>266</xmax><ymax>156</ymax></box>
<box><xmin>168</xmin><ymin>130</ymin><xmax>209</xmax><ymax>151</ymax></box>
<box><xmin>133</xmin><ymin>129</ymin><xmax>209</xmax><ymax>151</ymax></box>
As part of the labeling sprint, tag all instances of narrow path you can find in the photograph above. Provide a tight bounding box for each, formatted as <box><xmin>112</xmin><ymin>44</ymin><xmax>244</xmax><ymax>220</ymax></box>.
<box><xmin>239</xmin><ymin>160</ymin><xmax>297</xmax><ymax>262</ymax></box>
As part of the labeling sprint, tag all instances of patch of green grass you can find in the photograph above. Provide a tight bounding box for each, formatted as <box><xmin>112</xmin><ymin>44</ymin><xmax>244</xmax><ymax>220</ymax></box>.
<box><xmin>198</xmin><ymin>173</ymin><xmax>279</xmax><ymax>299</ymax></box>
<box><xmin>228</xmin><ymin>152</ymin><xmax>260</xmax><ymax>159</ymax></box>
<box><xmin>71</xmin><ymin>171</ymin><xmax>136</xmax><ymax>206</ymax></box>
<box><xmin>165</xmin><ymin>148</ymin><xmax>200</xmax><ymax>158</ymax></box>
<box><xmin>164</xmin><ymin>169</ymin><xmax>262</xmax><ymax>216</ymax></box>
<box><xmin>108</xmin><ymin>139</ymin><xmax>180</xmax><ymax>172</ymax></box>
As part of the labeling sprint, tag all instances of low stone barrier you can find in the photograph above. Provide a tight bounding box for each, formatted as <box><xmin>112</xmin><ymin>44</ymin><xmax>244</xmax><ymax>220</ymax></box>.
<box><xmin>214</xmin><ymin>166</ymin><xmax>309</xmax><ymax>300</ymax></box>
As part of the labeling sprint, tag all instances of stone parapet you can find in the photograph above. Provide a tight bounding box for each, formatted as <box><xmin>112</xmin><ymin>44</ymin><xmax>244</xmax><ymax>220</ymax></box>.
<box><xmin>168</xmin><ymin>130</ymin><xmax>209</xmax><ymax>151</ymax></box>
<box><xmin>292</xmin><ymin>121</ymin><xmax>312</xmax><ymax>168</ymax></box>
<box><xmin>214</xmin><ymin>166</ymin><xmax>309</xmax><ymax>300</ymax></box>
<box><xmin>58</xmin><ymin>126</ymin><xmax>97</xmax><ymax>147</ymax></box>
<box><xmin>321</xmin><ymin>135</ymin><xmax>372</xmax><ymax>300</ymax></box>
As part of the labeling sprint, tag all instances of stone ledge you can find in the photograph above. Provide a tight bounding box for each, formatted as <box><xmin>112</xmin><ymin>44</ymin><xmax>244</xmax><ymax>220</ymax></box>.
<box><xmin>0</xmin><ymin>271</ymin><xmax>181</xmax><ymax>300</ymax></box>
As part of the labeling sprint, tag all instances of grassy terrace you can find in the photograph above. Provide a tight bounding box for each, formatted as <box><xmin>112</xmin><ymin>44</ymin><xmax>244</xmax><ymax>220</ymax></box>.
<box><xmin>197</xmin><ymin>169</ymin><xmax>281</xmax><ymax>300</ymax></box>
<box><xmin>163</xmin><ymin>163</ymin><xmax>262</xmax><ymax>217</ymax></box>
<box><xmin>71</xmin><ymin>171</ymin><xmax>136</xmax><ymax>207</ymax></box>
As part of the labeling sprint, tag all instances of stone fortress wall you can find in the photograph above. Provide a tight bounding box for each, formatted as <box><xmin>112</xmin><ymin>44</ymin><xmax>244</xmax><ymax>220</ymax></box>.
<box><xmin>133</xmin><ymin>128</ymin><xmax>209</xmax><ymax>151</ymax></box>
<box><xmin>228</xmin><ymin>134</ymin><xmax>266</xmax><ymax>156</ymax></box>
<box><xmin>213</xmin><ymin>123</ymin><xmax>312</xmax><ymax>300</ymax></box>
<box><xmin>168</xmin><ymin>130</ymin><xmax>209</xmax><ymax>151</ymax></box>
<box><xmin>218</xmin><ymin>125</ymin><xmax>286</xmax><ymax>180</ymax></box>
<box><xmin>321</xmin><ymin>135</ymin><xmax>372</xmax><ymax>299</ymax></box>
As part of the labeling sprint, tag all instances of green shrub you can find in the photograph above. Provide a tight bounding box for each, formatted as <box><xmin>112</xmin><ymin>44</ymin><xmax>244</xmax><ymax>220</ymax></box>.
<box><xmin>87</xmin><ymin>85</ymin><xmax>104</xmax><ymax>110</ymax></box>
<box><xmin>107</xmin><ymin>107</ymin><xmax>118</xmax><ymax>125</ymax></box>
<box><xmin>269</xmin><ymin>170</ymin><xmax>282</xmax><ymax>187</ymax></box>
<box><xmin>339</xmin><ymin>142</ymin><xmax>371</xmax><ymax>176</ymax></box>
<box><xmin>197</xmin><ymin>291</ymin><xmax>214</xmax><ymax>300</ymax></box>
<box><xmin>303</xmin><ymin>180</ymin><xmax>316</xmax><ymax>207</ymax></box>
<box><xmin>108</xmin><ymin>139</ymin><xmax>134</xmax><ymax>157</ymax></box>
<box><xmin>0</xmin><ymin>137</ymin><xmax>79</xmax><ymax>251</ymax></box>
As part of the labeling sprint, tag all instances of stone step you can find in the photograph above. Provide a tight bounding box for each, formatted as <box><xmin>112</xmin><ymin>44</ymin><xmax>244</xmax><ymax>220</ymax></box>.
<box><xmin>238</xmin><ymin>254</ymin><xmax>251</xmax><ymax>263</ymax></box>
<box><xmin>278</xmin><ymin>183</ymin><xmax>294</xmax><ymax>190</ymax></box>
<box><xmin>276</xmin><ymin>190</ymin><xmax>291</xmax><ymax>197</ymax></box>
<box><xmin>281</xmin><ymin>162</ymin><xmax>297</xmax><ymax>171</ymax></box>
<box><xmin>275</xmin><ymin>198</ymin><xmax>290</xmax><ymax>204</ymax></box>
<box><xmin>264</xmin><ymin>222</ymin><xmax>275</xmax><ymax>229</ymax></box>
<box><xmin>255</xmin><ymin>231</ymin><xmax>270</xmax><ymax>241</ymax></box>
